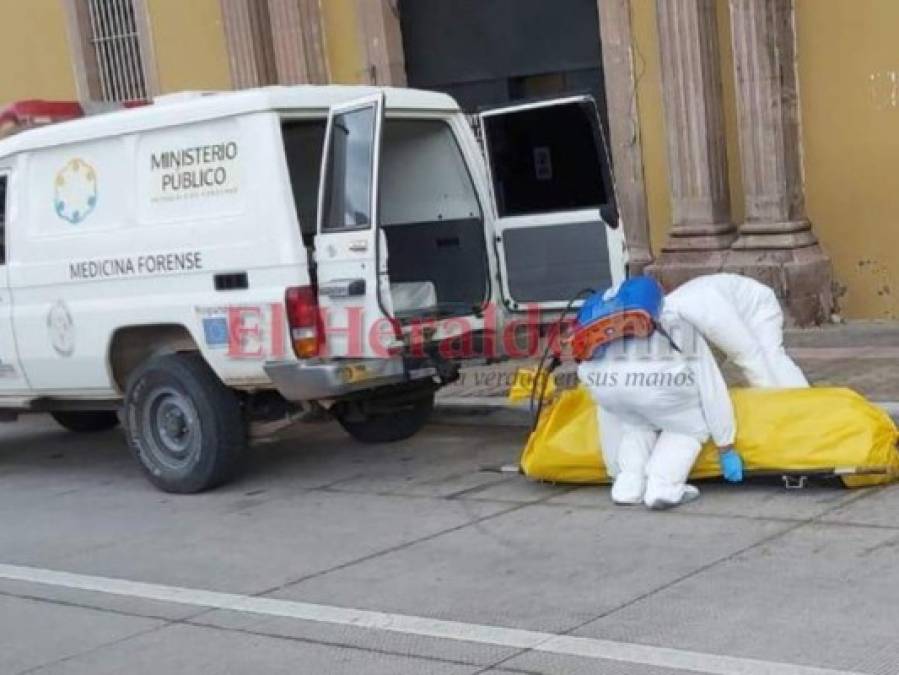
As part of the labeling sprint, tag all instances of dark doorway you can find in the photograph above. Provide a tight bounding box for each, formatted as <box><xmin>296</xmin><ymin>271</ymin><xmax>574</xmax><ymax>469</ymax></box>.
<box><xmin>398</xmin><ymin>0</ymin><xmax>606</xmax><ymax>115</ymax></box>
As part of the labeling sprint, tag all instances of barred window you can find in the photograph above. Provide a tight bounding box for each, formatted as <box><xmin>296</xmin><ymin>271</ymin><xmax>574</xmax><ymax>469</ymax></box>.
<box><xmin>86</xmin><ymin>0</ymin><xmax>147</xmax><ymax>101</ymax></box>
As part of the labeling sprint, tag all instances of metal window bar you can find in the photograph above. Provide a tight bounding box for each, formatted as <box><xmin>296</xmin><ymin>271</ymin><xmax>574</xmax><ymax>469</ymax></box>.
<box><xmin>87</xmin><ymin>0</ymin><xmax>147</xmax><ymax>102</ymax></box>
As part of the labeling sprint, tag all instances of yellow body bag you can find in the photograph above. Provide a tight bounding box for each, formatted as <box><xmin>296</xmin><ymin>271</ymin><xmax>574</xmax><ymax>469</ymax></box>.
<box><xmin>517</xmin><ymin>382</ymin><xmax>899</xmax><ymax>488</ymax></box>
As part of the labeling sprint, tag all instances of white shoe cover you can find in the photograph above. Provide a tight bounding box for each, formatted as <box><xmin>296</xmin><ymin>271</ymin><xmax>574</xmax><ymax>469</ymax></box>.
<box><xmin>645</xmin><ymin>483</ymin><xmax>700</xmax><ymax>510</ymax></box>
<box><xmin>611</xmin><ymin>472</ymin><xmax>645</xmax><ymax>505</ymax></box>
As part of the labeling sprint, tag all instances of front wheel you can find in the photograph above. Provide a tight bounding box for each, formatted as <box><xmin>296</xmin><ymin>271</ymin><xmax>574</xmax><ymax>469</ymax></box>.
<box><xmin>51</xmin><ymin>410</ymin><xmax>119</xmax><ymax>433</ymax></box>
<box><xmin>336</xmin><ymin>391</ymin><xmax>434</xmax><ymax>443</ymax></box>
<box><xmin>124</xmin><ymin>352</ymin><xmax>246</xmax><ymax>493</ymax></box>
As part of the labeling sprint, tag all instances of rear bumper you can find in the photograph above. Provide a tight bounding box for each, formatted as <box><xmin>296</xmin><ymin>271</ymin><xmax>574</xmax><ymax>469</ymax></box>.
<box><xmin>263</xmin><ymin>358</ymin><xmax>437</xmax><ymax>401</ymax></box>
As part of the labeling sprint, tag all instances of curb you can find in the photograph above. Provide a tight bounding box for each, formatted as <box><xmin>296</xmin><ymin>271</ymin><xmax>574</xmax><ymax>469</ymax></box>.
<box><xmin>434</xmin><ymin>397</ymin><xmax>899</xmax><ymax>429</ymax></box>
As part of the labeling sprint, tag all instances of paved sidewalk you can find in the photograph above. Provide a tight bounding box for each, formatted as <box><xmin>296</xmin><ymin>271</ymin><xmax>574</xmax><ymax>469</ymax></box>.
<box><xmin>5</xmin><ymin>415</ymin><xmax>899</xmax><ymax>673</ymax></box>
<box><xmin>437</xmin><ymin>320</ymin><xmax>899</xmax><ymax>406</ymax></box>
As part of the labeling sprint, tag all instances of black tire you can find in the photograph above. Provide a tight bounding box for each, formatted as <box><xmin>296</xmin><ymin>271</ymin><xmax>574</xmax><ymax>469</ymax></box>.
<box><xmin>123</xmin><ymin>352</ymin><xmax>246</xmax><ymax>493</ymax></box>
<box><xmin>51</xmin><ymin>410</ymin><xmax>120</xmax><ymax>433</ymax></box>
<box><xmin>336</xmin><ymin>391</ymin><xmax>434</xmax><ymax>443</ymax></box>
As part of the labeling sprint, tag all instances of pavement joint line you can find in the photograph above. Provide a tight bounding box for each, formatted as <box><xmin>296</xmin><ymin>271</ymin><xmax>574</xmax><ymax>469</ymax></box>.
<box><xmin>0</xmin><ymin>563</ymin><xmax>863</xmax><ymax>675</ymax></box>
<box><xmin>554</xmin><ymin>483</ymin><xmax>884</xmax><ymax>629</ymax></box>
<box><xmin>473</xmin><ymin>489</ymin><xmax>883</xmax><ymax>674</ymax></box>
<box><xmin>254</xmin><ymin>488</ymin><xmax>568</xmax><ymax>600</ymax></box>
<box><xmin>444</xmin><ymin>477</ymin><xmax>517</xmax><ymax>500</ymax></box>
<box><xmin>456</xmin><ymin>486</ymin><xmax>899</xmax><ymax>530</ymax></box>
<box><xmin>14</xmin><ymin>617</ymin><xmax>172</xmax><ymax>675</ymax></box>
<box><xmin>0</xmin><ymin>589</ymin><xmax>507</xmax><ymax>674</ymax></box>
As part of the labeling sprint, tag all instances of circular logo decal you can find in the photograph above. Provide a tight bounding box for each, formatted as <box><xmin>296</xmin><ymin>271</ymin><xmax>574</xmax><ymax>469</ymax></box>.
<box><xmin>54</xmin><ymin>159</ymin><xmax>98</xmax><ymax>224</ymax></box>
<box><xmin>47</xmin><ymin>301</ymin><xmax>75</xmax><ymax>357</ymax></box>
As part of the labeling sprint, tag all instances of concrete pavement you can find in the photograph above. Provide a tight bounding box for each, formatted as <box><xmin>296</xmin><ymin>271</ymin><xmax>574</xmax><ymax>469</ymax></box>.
<box><xmin>0</xmin><ymin>413</ymin><xmax>898</xmax><ymax>674</ymax></box>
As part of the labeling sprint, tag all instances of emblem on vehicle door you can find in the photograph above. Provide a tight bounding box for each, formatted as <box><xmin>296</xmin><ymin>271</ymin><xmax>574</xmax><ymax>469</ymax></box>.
<box><xmin>54</xmin><ymin>159</ymin><xmax>98</xmax><ymax>224</ymax></box>
<box><xmin>47</xmin><ymin>300</ymin><xmax>76</xmax><ymax>357</ymax></box>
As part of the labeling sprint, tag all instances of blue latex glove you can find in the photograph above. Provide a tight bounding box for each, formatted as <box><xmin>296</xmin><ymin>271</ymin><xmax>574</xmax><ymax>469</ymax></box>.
<box><xmin>719</xmin><ymin>448</ymin><xmax>744</xmax><ymax>483</ymax></box>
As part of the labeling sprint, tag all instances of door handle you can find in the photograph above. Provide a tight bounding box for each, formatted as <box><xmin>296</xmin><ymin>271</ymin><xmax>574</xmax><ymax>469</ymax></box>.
<box><xmin>320</xmin><ymin>279</ymin><xmax>366</xmax><ymax>298</ymax></box>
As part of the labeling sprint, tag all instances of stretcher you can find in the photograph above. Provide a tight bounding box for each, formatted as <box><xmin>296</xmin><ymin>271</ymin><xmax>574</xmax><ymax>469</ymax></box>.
<box><xmin>510</xmin><ymin>372</ymin><xmax>899</xmax><ymax>488</ymax></box>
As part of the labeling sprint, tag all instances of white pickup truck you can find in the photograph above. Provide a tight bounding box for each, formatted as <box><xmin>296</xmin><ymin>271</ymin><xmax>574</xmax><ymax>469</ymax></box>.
<box><xmin>0</xmin><ymin>86</ymin><xmax>626</xmax><ymax>492</ymax></box>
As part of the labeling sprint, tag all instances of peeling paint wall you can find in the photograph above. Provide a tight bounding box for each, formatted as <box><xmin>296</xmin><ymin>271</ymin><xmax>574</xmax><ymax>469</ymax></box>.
<box><xmin>796</xmin><ymin>0</ymin><xmax>899</xmax><ymax>319</ymax></box>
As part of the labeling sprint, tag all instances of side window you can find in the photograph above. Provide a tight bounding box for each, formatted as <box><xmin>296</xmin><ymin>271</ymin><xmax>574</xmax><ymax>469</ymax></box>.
<box><xmin>321</xmin><ymin>106</ymin><xmax>376</xmax><ymax>232</ymax></box>
<box><xmin>281</xmin><ymin>120</ymin><xmax>327</xmax><ymax>247</ymax></box>
<box><xmin>483</xmin><ymin>101</ymin><xmax>609</xmax><ymax>217</ymax></box>
<box><xmin>0</xmin><ymin>175</ymin><xmax>7</xmax><ymax>265</ymax></box>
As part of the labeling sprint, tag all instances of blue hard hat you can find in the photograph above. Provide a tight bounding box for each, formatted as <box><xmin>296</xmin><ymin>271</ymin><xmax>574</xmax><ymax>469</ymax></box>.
<box><xmin>576</xmin><ymin>276</ymin><xmax>665</xmax><ymax>328</ymax></box>
<box><xmin>570</xmin><ymin>276</ymin><xmax>665</xmax><ymax>360</ymax></box>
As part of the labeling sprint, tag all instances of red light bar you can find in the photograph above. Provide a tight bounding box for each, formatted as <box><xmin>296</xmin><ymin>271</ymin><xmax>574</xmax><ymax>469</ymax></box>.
<box><xmin>0</xmin><ymin>100</ymin><xmax>84</xmax><ymax>128</ymax></box>
<box><xmin>0</xmin><ymin>99</ymin><xmax>148</xmax><ymax>137</ymax></box>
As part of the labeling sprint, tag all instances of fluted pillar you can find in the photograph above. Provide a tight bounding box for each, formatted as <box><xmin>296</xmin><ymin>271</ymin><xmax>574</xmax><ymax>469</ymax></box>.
<box><xmin>656</xmin><ymin>0</ymin><xmax>735</xmax><ymax>251</ymax></box>
<box><xmin>728</xmin><ymin>0</ymin><xmax>815</xmax><ymax>248</ymax></box>
<box><xmin>724</xmin><ymin>0</ymin><xmax>833</xmax><ymax>324</ymax></box>
<box><xmin>268</xmin><ymin>0</ymin><xmax>329</xmax><ymax>85</ymax></box>
<box><xmin>647</xmin><ymin>0</ymin><xmax>736</xmax><ymax>289</ymax></box>
<box><xmin>220</xmin><ymin>0</ymin><xmax>277</xmax><ymax>88</ymax></box>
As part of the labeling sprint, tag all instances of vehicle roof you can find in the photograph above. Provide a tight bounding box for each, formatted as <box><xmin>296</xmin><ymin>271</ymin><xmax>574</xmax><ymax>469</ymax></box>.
<box><xmin>0</xmin><ymin>85</ymin><xmax>460</xmax><ymax>159</ymax></box>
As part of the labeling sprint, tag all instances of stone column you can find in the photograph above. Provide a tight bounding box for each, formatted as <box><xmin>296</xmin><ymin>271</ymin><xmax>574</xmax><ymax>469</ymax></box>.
<box><xmin>268</xmin><ymin>0</ymin><xmax>330</xmax><ymax>85</ymax></box>
<box><xmin>725</xmin><ymin>0</ymin><xmax>832</xmax><ymax>324</ymax></box>
<box><xmin>648</xmin><ymin>0</ymin><xmax>737</xmax><ymax>288</ymax></box>
<box><xmin>597</xmin><ymin>0</ymin><xmax>653</xmax><ymax>273</ymax></box>
<box><xmin>356</xmin><ymin>0</ymin><xmax>407</xmax><ymax>86</ymax></box>
<box><xmin>220</xmin><ymin>0</ymin><xmax>277</xmax><ymax>88</ymax></box>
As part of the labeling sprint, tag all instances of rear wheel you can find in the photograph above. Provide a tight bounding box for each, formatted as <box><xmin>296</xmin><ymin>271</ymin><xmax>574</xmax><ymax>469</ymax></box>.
<box><xmin>336</xmin><ymin>390</ymin><xmax>434</xmax><ymax>443</ymax></box>
<box><xmin>124</xmin><ymin>352</ymin><xmax>246</xmax><ymax>493</ymax></box>
<box><xmin>51</xmin><ymin>410</ymin><xmax>119</xmax><ymax>433</ymax></box>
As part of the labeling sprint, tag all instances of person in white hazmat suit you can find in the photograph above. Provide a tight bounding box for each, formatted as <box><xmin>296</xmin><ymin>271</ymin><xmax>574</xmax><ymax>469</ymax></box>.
<box><xmin>576</xmin><ymin>274</ymin><xmax>807</xmax><ymax>509</ymax></box>
<box><xmin>663</xmin><ymin>273</ymin><xmax>808</xmax><ymax>388</ymax></box>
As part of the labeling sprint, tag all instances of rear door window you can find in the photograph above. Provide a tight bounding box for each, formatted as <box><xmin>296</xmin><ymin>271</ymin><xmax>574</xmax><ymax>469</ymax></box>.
<box><xmin>482</xmin><ymin>99</ymin><xmax>610</xmax><ymax>218</ymax></box>
<box><xmin>321</xmin><ymin>105</ymin><xmax>377</xmax><ymax>231</ymax></box>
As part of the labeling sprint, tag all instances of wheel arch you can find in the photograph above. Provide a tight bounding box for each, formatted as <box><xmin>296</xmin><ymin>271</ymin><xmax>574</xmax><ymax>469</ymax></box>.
<box><xmin>107</xmin><ymin>324</ymin><xmax>205</xmax><ymax>394</ymax></box>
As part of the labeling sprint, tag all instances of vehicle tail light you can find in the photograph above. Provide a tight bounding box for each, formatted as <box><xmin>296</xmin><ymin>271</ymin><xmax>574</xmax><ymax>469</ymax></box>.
<box><xmin>285</xmin><ymin>286</ymin><xmax>324</xmax><ymax>358</ymax></box>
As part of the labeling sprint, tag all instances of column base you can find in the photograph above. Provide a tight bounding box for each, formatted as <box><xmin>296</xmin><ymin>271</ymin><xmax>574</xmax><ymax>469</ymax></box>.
<box><xmin>645</xmin><ymin>249</ymin><xmax>731</xmax><ymax>292</ymax></box>
<box><xmin>731</xmin><ymin>219</ymin><xmax>819</xmax><ymax>249</ymax></box>
<box><xmin>646</xmin><ymin>244</ymin><xmax>833</xmax><ymax>326</ymax></box>
<box><xmin>661</xmin><ymin>223</ymin><xmax>737</xmax><ymax>252</ymax></box>
<box><xmin>626</xmin><ymin>245</ymin><xmax>654</xmax><ymax>276</ymax></box>
<box><xmin>721</xmin><ymin>244</ymin><xmax>834</xmax><ymax>326</ymax></box>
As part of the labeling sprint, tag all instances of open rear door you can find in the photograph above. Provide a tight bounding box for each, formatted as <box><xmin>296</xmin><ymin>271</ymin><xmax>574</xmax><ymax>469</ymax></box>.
<box><xmin>479</xmin><ymin>95</ymin><xmax>625</xmax><ymax>313</ymax></box>
<box><xmin>314</xmin><ymin>93</ymin><xmax>396</xmax><ymax>359</ymax></box>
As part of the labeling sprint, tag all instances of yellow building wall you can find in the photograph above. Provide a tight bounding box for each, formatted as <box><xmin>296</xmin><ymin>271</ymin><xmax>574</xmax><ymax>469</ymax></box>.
<box><xmin>320</xmin><ymin>0</ymin><xmax>366</xmax><ymax>84</ymax></box>
<box><xmin>796</xmin><ymin>0</ymin><xmax>899</xmax><ymax>319</ymax></box>
<box><xmin>146</xmin><ymin>0</ymin><xmax>232</xmax><ymax>93</ymax></box>
<box><xmin>0</xmin><ymin>0</ymin><xmax>77</xmax><ymax>103</ymax></box>
<box><xmin>629</xmin><ymin>0</ymin><xmax>669</xmax><ymax>257</ymax></box>
<box><xmin>632</xmin><ymin>0</ymin><xmax>897</xmax><ymax>318</ymax></box>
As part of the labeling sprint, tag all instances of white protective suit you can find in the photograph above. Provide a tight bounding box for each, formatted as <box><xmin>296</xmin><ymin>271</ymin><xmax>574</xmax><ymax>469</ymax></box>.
<box><xmin>663</xmin><ymin>274</ymin><xmax>808</xmax><ymax>388</ymax></box>
<box><xmin>578</xmin><ymin>315</ymin><xmax>735</xmax><ymax>508</ymax></box>
<box><xmin>578</xmin><ymin>274</ymin><xmax>806</xmax><ymax>508</ymax></box>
